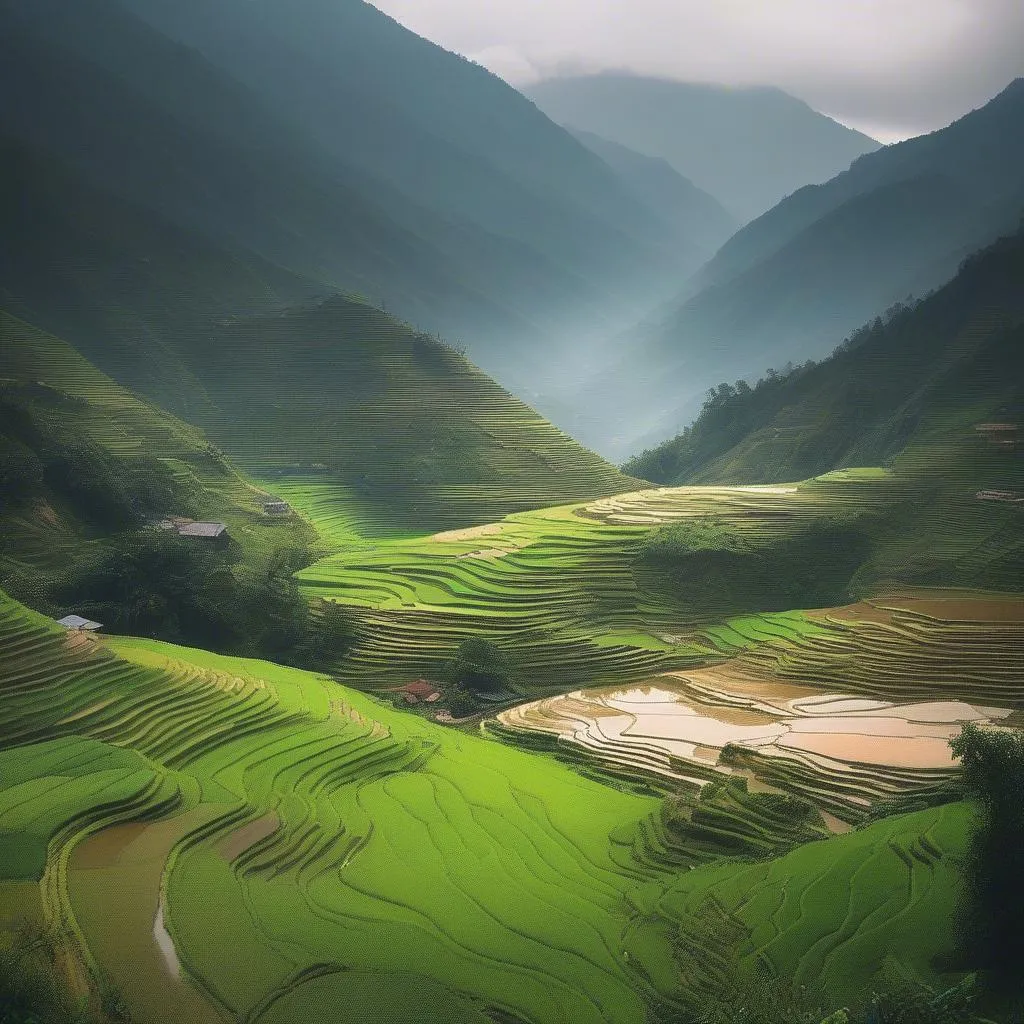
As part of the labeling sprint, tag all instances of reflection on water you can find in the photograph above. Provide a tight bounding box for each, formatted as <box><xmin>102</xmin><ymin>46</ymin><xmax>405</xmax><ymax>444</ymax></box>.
<box><xmin>500</xmin><ymin>672</ymin><xmax>1013</xmax><ymax>791</ymax></box>
<box><xmin>154</xmin><ymin>895</ymin><xmax>181</xmax><ymax>980</ymax></box>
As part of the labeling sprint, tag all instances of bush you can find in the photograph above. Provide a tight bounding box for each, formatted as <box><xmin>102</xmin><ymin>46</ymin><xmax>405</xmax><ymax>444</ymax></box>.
<box><xmin>444</xmin><ymin>637</ymin><xmax>512</xmax><ymax>694</ymax></box>
<box><xmin>949</xmin><ymin>723</ymin><xmax>1024</xmax><ymax>981</ymax></box>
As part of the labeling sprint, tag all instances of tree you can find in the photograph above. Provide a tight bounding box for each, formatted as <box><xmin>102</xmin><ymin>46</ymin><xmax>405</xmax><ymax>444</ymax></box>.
<box><xmin>444</xmin><ymin>637</ymin><xmax>512</xmax><ymax>694</ymax></box>
<box><xmin>949</xmin><ymin>723</ymin><xmax>1024</xmax><ymax>981</ymax></box>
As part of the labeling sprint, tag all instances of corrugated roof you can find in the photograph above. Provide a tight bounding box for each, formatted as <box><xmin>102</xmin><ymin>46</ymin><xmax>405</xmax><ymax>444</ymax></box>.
<box><xmin>57</xmin><ymin>615</ymin><xmax>103</xmax><ymax>631</ymax></box>
<box><xmin>177</xmin><ymin>522</ymin><xmax>228</xmax><ymax>538</ymax></box>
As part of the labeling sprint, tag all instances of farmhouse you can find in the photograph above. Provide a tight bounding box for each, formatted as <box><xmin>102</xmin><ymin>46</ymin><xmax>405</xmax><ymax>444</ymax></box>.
<box><xmin>395</xmin><ymin>679</ymin><xmax>442</xmax><ymax>705</ymax></box>
<box><xmin>177</xmin><ymin>522</ymin><xmax>228</xmax><ymax>539</ymax></box>
<box><xmin>57</xmin><ymin>614</ymin><xmax>103</xmax><ymax>632</ymax></box>
<box><xmin>263</xmin><ymin>500</ymin><xmax>291</xmax><ymax>516</ymax></box>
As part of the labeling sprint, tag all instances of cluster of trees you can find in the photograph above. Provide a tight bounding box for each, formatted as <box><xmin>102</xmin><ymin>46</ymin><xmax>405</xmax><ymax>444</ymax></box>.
<box><xmin>950</xmin><ymin>723</ymin><xmax>1024</xmax><ymax>983</ymax></box>
<box><xmin>441</xmin><ymin>637</ymin><xmax>513</xmax><ymax>717</ymax></box>
<box><xmin>0</xmin><ymin>389</ymin><xmax>194</xmax><ymax>530</ymax></box>
<box><xmin>52</xmin><ymin>533</ymin><xmax>355</xmax><ymax>671</ymax></box>
<box><xmin>637</xmin><ymin>516</ymin><xmax>872</xmax><ymax>617</ymax></box>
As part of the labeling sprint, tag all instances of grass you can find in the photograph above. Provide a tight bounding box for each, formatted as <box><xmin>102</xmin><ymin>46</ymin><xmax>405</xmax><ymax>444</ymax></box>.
<box><xmin>651</xmin><ymin>803</ymin><xmax>972</xmax><ymax>1008</ymax></box>
<box><xmin>0</xmin><ymin>586</ymin><xmax>989</xmax><ymax>1022</ymax></box>
<box><xmin>0</xmin><ymin>311</ymin><xmax>315</xmax><ymax>585</ymax></box>
<box><xmin>294</xmin><ymin>471</ymin><xmax>1001</xmax><ymax>692</ymax></box>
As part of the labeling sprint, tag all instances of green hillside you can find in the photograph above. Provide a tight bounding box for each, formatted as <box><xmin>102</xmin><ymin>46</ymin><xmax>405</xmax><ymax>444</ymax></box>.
<box><xmin>292</xmin><ymin>462</ymin><xmax>1023</xmax><ymax>698</ymax></box>
<box><xmin>153</xmin><ymin>296</ymin><xmax>644</xmax><ymax>535</ymax></box>
<box><xmin>0</xmin><ymin>312</ymin><xmax>353</xmax><ymax>663</ymax></box>
<box><xmin>624</xmin><ymin>225</ymin><xmax>1024</xmax><ymax>493</ymax></box>
<box><xmin>0</xmin><ymin>589</ymin><xmax>981</xmax><ymax>1024</ymax></box>
<box><xmin>579</xmin><ymin>80</ymin><xmax>1024</xmax><ymax>457</ymax></box>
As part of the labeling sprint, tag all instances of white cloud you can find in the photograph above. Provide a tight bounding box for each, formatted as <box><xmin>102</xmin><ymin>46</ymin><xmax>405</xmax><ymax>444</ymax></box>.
<box><xmin>370</xmin><ymin>0</ymin><xmax>1024</xmax><ymax>139</ymax></box>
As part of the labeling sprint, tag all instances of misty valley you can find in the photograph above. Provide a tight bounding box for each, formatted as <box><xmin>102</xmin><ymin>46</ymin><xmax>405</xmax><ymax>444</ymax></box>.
<box><xmin>0</xmin><ymin>2</ymin><xmax>1023</xmax><ymax>1024</ymax></box>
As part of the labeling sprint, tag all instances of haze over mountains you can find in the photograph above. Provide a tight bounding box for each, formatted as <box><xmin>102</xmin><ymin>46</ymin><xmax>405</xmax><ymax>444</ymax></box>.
<box><xmin>0</xmin><ymin>0</ymin><xmax>1020</xmax><ymax>469</ymax></box>
<box><xmin>0</xmin><ymin>0</ymin><xmax>727</xmax><ymax>395</ymax></box>
<box><xmin>525</xmin><ymin>74</ymin><xmax>881</xmax><ymax>222</ymax></box>
<box><xmin>565</xmin><ymin>78</ymin><xmax>1024</xmax><ymax>458</ymax></box>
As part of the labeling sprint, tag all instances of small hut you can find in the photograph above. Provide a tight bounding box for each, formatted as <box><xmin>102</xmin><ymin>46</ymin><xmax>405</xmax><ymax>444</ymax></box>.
<box><xmin>177</xmin><ymin>522</ymin><xmax>228</xmax><ymax>539</ymax></box>
<box><xmin>262</xmin><ymin>500</ymin><xmax>291</xmax><ymax>517</ymax></box>
<box><xmin>57</xmin><ymin>614</ymin><xmax>103</xmax><ymax>632</ymax></box>
<box><xmin>395</xmin><ymin>679</ymin><xmax>442</xmax><ymax>705</ymax></box>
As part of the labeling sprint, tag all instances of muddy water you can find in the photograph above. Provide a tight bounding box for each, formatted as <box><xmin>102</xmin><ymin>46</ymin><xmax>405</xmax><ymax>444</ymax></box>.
<box><xmin>499</xmin><ymin>669</ymin><xmax>1012</xmax><ymax>799</ymax></box>
<box><xmin>68</xmin><ymin>805</ymin><xmax>230</xmax><ymax>1024</ymax></box>
<box><xmin>153</xmin><ymin>895</ymin><xmax>181</xmax><ymax>979</ymax></box>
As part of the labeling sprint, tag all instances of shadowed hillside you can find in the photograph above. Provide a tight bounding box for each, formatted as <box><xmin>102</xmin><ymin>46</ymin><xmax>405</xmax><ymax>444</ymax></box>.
<box><xmin>625</xmin><ymin>224</ymin><xmax>1024</xmax><ymax>489</ymax></box>
<box><xmin>0</xmin><ymin>0</ymin><xmax>711</xmax><ymax>392</ymax></box>
<box><xmin>526</xmin><ymin>74</ymin><xmax>879</xmax><ymax>222</ymax></box>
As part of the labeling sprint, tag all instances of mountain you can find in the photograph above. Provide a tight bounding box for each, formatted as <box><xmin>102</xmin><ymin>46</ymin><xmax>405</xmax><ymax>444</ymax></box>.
<box><xmin>695</xmin><ymin>78</ymin><xmax>1024</xmax><ymax>293</ymax></box>
<box><xmin>0</xmin><ymin>0</ymin><xmax>696</xmax><ymax>391</ymax></box>
<box><xmin>567</xmin><ymin>128</ymin><xmax>737</xmax><ymax>259</ymax></box>
<box><xmin>576</xmin><ymin>79</ymin><xmax>1024</xmax><ymax>458</ymax></box>
<box><xmin>525</xmin><ymin>74</ymin><xmax>879</xmax><ymax>222</ymax></box>
<box><xmin>624</xmin><ymin>224</ymin><xmax>1024</xmax><ymax>488</ymax></box>
<box><xmin>146</xmin><ymin>295</ymin><xmax>646</xmax><ymax>535</ymax></box>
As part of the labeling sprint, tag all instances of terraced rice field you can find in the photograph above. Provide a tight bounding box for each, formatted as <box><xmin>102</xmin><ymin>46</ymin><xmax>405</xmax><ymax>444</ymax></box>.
<box><xmin>187</xmin><ymin>298</ymin><xmax>644</xmax><ymax>535</ymax></box>
<box><xmin>0</xmin><ymin>590</ymin><xmax>665</xmax><ymax>1023</ymax></box>
<box><xmin>494</xmin><ymin>593</ymin><xmax>1024</xmax><ymax>820</ymax></box>
<box><xmin>295</xmin><ymin>476</ymin><xmax>912</xmax><ymax>689</ymax></box>
<box><xmin>0</xmin><ymin>313</ymin><xmax>312</xmax><ymax>577</ymax></box>
<box><xmin>0</xmin><ymin>589</ymin><xmax>986</xmax><ymax>1020</ymax></box>
<box><xmin>652</xmin><ymin>802</ymin><xmax>973</xmax><ymax>1009</ymax></box>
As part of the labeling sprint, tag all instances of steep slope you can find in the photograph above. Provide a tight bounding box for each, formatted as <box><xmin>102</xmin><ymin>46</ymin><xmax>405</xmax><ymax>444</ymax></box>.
<box><xmin>567</xmin><ymin>128</ymin><xmax>737</xmax><ymax>260</ymax></box>
<box><xmin>586</xmin><ymin>80</ymin><xmax>1024</xmax><ymax>456</ymax></box>
<box><xmin>698</xmin><ymin>78</ymin><xmax>1024</xmax><ymax>292</ymax></box>
<box><xmin>0</xmin><ymin>310</ymin><xmax>327</xmax><ymax>656</ymax></box>
<box><xmin>624</xmin><ymin>225</ymin><xmax>1024</xmax><ymax>489</ymax></box>
<box><xmin>0</xmin><ymin>134</ymin><xmax>320</xmax><ymax>420</ymax></box>
<box><xmin>525</xmin><ymin>74</ymin><xmax>879</xmax><ymax>222</ymax></box>
<box><xmin>0</xmin><ymin>0</ymin><xmax>557</xmax><ymax>369</ymax></box>
<box><xmin>0</xmin><ymin>0</ymin><xmax>701</xmax><ymax>386</ymax></box>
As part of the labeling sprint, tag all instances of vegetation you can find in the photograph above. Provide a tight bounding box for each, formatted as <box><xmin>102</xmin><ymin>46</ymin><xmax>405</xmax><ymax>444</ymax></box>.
<box><xmin>0</xmin><ymin>922</ymin><xmax>126</xmax><ymax>1024</ymax></box>
<box><xmin>444</xmin><ymin>637</ymin><xmax>513</xmax><ymax>695</ymax></box>
<box><xmin>0</xmin><ymin>313</ymin><xmax>365</xmax><ymax>669</ymax></box>
<box><xmin>0</xmin><ymin>589</ymin><xmax>991</xmax><ymax>1024</ymax></box>
<box><xmin>950</xmin><ymin>724</ymin><xmax>1024</xmax><ymax>984</ymax></box>
<box><xmin>625</xmin><ymin>224</ymin><xmax>1024</xmax><ymax>487</ymax></box>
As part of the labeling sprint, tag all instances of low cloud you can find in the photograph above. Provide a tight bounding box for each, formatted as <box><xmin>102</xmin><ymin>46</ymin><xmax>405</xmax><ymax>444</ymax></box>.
<box><xmin>371</xmin><ymin>0</ymin><xmax>1024</xmax><ymax>140</ymax></box>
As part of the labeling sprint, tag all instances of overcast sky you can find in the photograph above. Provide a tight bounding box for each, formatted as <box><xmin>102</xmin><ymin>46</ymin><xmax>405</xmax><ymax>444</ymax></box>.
<box><xmin>370</xmin><ymin>0</ymin><xmax>1024</xmax><ymax>142</ymax></box>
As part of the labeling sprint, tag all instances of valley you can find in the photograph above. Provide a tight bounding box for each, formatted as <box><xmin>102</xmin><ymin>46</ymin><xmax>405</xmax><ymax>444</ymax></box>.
<box><xmin>1</xmin><ymin>4</ymin><xmax>1022</xmax><ymax>1023</ymax></box>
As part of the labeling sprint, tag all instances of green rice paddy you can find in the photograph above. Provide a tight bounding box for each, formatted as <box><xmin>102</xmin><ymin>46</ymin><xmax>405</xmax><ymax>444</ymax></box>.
<box><xmin>292</xmin><ymin>477</ymin><xmax>925</xmax><ymax>689</ymax></box>
<box><xmin>0</xmin><ymin>588</ymin><xmax>979</xmax><ymax>1023</ymax></box>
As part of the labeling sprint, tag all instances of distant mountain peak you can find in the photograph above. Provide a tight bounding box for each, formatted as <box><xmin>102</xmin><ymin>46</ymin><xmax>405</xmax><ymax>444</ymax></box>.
<box><xmin>524</xmin><ymin>72</ymin><xmax>880</xmax><ymax>222</ymax></box>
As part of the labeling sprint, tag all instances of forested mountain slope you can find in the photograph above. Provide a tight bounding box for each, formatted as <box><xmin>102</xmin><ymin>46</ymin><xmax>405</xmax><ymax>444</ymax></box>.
<box><xmin>0</xmin><ymin>0</ymin><xmax>705</xmax><ymax>390</ymax></box>
<box><xmin>583</xmin><ymin>80</ymin><xmax>1024</xmax><ymax>457</ymax></box>
<box><xmin>526</xmin><ymin>74</ymin><xmax>878</xmax><ymax>221</ymax></box>
<box><xmin>567</xmin><ymin>128</ymin><xmax>736</xmax><ymax>257</ymax></box>
<box><xmin>625</xmin><ymin>224</ymin><xmax>1024</xmax><ymax>488</ymax></box>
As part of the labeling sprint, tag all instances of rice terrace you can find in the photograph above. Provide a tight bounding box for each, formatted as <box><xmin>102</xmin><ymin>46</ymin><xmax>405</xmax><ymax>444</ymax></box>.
<box><xmin>1</xmin><ymin>4</ymin><xmax>1024</xmax><ymax>1024</ymax></box>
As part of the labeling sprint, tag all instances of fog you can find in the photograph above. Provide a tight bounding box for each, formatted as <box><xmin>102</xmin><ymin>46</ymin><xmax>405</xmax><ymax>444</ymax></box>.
<box><xmin>371</xmin><ymin>0</ymin><xmax>1024</xmax><ymax>141</ymax></box>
